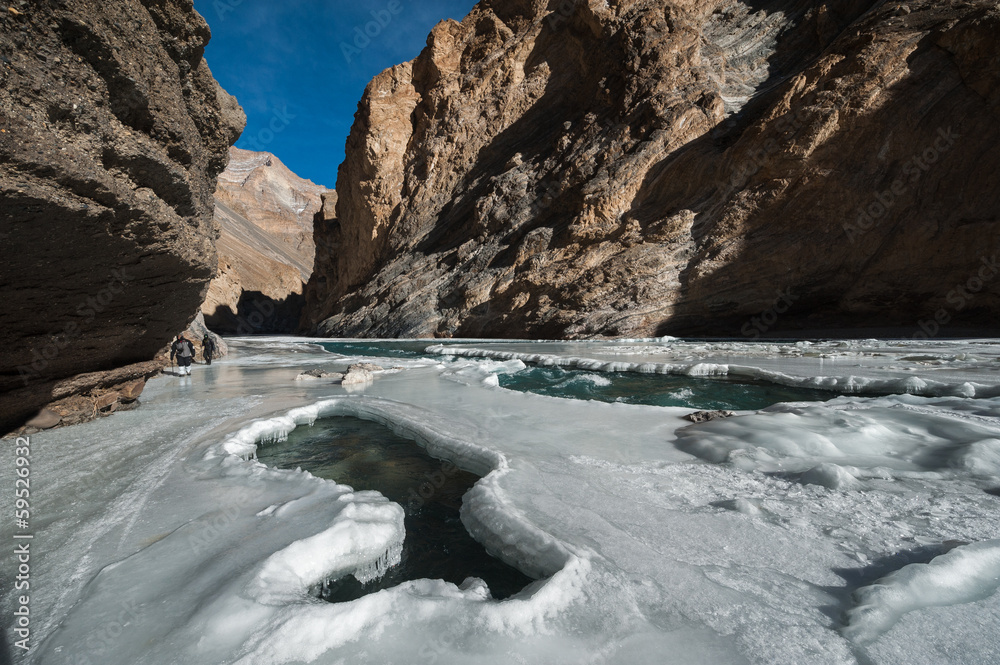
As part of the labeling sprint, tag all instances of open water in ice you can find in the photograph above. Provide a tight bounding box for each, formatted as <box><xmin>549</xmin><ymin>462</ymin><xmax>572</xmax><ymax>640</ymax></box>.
<box><xmin>497</xmin><ymin>365</ymin><xmax>836</xmax><ymax>410</ymax></box>
<box><xmin>256</xmin><ymin>416</ymin><xmax>533</xmax><ymax>602</ymax></box>
<box><xmin>322</xmin><ymin>338</ymin><xmax>850</xmax><ymax>409</ymax></box>
<box><xmin>318</xmin><ymin>340</ymin><xmax>464</xmax><ymax>359</ymax></box>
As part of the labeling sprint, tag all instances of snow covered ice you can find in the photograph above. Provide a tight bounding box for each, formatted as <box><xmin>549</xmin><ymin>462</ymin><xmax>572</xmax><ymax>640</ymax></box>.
<box><xmin>3</xmin><ymin>337</ymin><xmax>1000</xmax><ymax>664</ymax></box>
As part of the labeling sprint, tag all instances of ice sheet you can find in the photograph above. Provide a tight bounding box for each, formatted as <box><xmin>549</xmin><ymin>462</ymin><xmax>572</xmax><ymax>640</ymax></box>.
<box><xmin>2</xmin><ymin>337</ymin><xmax>1000</xmax><ymax>665</ymax></box>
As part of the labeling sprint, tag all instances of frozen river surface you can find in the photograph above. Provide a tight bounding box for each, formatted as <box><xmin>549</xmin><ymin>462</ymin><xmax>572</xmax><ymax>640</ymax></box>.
<box><xmin>3</xmin><ymin>337</ymin><xmax>1000</xmax><ymax>664</ymax></box>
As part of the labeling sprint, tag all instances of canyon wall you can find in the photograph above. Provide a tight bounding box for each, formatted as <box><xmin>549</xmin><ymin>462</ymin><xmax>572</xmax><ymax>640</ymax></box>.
<box><xmin>203</xmin><ymin>147</ymin><xmax>328</xmax><ymax>333</ymax></box>
<box><xmin>304</xmin><ymin>0</ymin><xmax>1000</xmax><ymax>339</ymax></box>
<box><xmin>0</xmin><ymin>0</ymin><xmax>244</xmax><ymax>433</ymax></box>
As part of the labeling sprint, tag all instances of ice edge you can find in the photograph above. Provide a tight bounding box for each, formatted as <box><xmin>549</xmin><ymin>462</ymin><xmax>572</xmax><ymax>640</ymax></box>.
<box><xmin>210</xmin><ymin>395</ymin><xmax>582</xmax><ymax>590</ymax></box>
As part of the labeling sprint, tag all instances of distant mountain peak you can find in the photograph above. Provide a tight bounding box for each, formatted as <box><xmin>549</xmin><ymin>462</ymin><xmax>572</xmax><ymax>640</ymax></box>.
<box><xmin>203</xmin><ymin>149</ymin><xmax>334</xmax><ymax>334</ymax></box>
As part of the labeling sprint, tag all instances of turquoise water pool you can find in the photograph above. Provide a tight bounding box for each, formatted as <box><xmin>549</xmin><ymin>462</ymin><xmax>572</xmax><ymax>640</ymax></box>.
<box><xmin>497</xmin><ymin>366</ymin><xmax>836</xmax><ymax>410</ymax></box>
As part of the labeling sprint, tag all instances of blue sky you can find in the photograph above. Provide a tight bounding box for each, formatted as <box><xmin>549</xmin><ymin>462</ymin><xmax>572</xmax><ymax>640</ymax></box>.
<box><xmin>194</xmin><ymin>0</ymin><xmax>480</xmax><ymax>189</ymax></box>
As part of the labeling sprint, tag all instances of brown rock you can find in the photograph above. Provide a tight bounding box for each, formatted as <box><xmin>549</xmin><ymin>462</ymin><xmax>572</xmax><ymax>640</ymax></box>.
<box><xmin>12</xmin><ymin>360</ymin><xmax>163</xmax><ymax>434</ymax></box>
<box><xmin>0</xmin><ymin>0</ymin><xmax>245</xmax><ymax>434</ymax></box>
<box><xmin>684</xmin><ymin>410</ymin><xmax>736</xmax><ymax>424</ymax></box>
<box><xmin>294</xmin><ymin>369</ymin><xmax>343</xmax><ymax>381</ymax></box>
<box><xmin>93</xmin><ymin>391</ymin><xmax>119</xmax><ymax>411</ymax></box>
<box><xmin>184</xmin><ymin>311</ymin><xmax>228</xmax><ymax>358</ymax></box>
<box><xmin>304</xmin><ymin>0</ymin><xmax>1000</xmax><ymax>340</ymax></box>
<box><xmin>348</xmin><ymin>363</ymin><xmax>384</xmax><ymax>373</ymax></box>
<box><xmin>214</xmin><ymin>147</ymin><xmax>327</xmax><ymax>266</ymax></box>
<box><xmin>25</xmin><ymin>409</ymin><xmax>62</xmax><ymax>430</ymax></box>
<box><xmin>49</xmin><ymin>395</ymin><xmax>99</xmax><ymax>427</ymax></box>
<box><xmin>302</xmin><ymin>191</ymin><xmax>340</xmax><ymax>326</ymax></box>
<box><xmin>51</xmin><ymin>360</ymin><xmax>164</xmax><ymax>402</ymax></box>
<box><xmin>203</xmin><ymin>148</ymin><xmax>332</xmax><ymax>333</ymax></box>
<box><xmin>118</xmin><ymin>378</ymin><xmax>146</xmax><ymax>402</ymax></box>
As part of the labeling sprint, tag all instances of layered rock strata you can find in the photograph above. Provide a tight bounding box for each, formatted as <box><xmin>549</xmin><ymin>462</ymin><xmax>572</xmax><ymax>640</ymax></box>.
<box><xmin>16</xmin><ymin>313</ymin><xmax>227</xmax><ymax>435</ymax></box>
<box><xmin>304</xmin><ymin>0</ymin><xmax>1000</xmax><ymax>339</ymax></box>
<box><xmin>203</xmin><ymin>148</ymin><xmax>328</xmax><ymax>333</ymax></box>
<box><xmin>19</xmin><ymin>362</ymin><xmax>162</xmax><ymax>435</ymax></box>
<box><xmin>0</xmin><ymin>0</ymin><xmax>244</xmax><ymax>434</ymax></box>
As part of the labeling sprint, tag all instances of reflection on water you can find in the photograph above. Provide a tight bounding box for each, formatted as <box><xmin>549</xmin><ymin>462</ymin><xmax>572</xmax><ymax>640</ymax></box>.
<box><xmin>257</xmin><ymin>417</ymin><xmax>533</xmax><ymax>602</ymax></box>
<box><xmin>498</xmin><ymin>366</ymin><xmax>837</xmax><ymax>410</ymax></box>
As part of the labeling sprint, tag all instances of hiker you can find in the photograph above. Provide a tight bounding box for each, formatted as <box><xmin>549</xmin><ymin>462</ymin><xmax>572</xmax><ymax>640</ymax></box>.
<box><xmin>202</xmin><ymin>334</ymin><xmax>216</xmax><ymax>365</ymax></box>
<box><xmin>170</xmin><ymin>334</ymin><xmax>196</xmax><ymax>376</ymax></box>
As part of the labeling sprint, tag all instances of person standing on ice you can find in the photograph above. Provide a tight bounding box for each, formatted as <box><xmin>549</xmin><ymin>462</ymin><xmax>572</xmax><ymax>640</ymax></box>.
<box><xmin>170</xmin><ymin>334</ymin><xmax>196</xmax><ymax>376</ymax></box>
<box><xmin>202</xmin><ymin>334</ymin><xmax>216</xmax><ymax>365</ymax></box>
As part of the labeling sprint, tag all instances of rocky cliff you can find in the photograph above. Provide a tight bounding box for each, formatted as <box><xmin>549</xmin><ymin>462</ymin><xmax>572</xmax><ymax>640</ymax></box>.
<box><xmin>304</xmin><ymin>0</ymin><xmax>1000</xmax><ymax>339</ymax></box>
<box><xmin>202</xmin><ymin>148</ymin><xmax>328</xmax><ymax>333</ymax></box>
<box><xmin>0</xmin><ymin>0</ymin><xmax>244</xmax><ymax>434</ymax></box>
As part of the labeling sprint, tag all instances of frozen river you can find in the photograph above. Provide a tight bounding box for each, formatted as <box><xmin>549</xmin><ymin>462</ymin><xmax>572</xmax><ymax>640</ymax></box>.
<box><xmin>3</xmin><ymin>337</ymin><xmax>1000</xmax><ymax>664</ymax></box>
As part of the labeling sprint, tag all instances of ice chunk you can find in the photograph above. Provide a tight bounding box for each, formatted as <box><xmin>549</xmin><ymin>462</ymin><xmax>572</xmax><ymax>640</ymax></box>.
<box><xmin>674</xmin><ymin>399</ymin><xmax>1000</xmax><ymax>485</ymax></box>
<box><xmin>713</xmin><ymin>497</ymin><xmax>765</xmax><ymax>516</ymax></box>
<box><xmin>844</xmin><ymin>540</ymin><xmax>1000</xmax><ymax>643</ymax></box>
<box><xmin>949</xmin><ymin>438</ymin><xmax>1000</xmax><ymax>477</ymax></box>
<box><xmin>799</xmin><ymin>463</ymin><xmax>860</xmax><ymax>490</ymax></box>
<box><xmin>247</xmin><ymin>498</ymin><xmax>405</xmax><ymax>605</ymax></box>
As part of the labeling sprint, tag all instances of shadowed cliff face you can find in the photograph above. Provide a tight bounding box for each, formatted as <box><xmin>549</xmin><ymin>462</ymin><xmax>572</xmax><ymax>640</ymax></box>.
<box><xmin>0</xmin><ymin>0</ymin><xmax>245</xmax><ymax>433</ymax></box>
<box><xmin>304</xmin><ymin>0</ymin><xmax>1000</xmax><ymax>339</ymax></box>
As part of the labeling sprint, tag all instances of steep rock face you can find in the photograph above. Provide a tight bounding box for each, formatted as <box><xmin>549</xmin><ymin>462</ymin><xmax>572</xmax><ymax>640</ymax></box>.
<box><xmin>202</xmin><ymin>148</ymin><xmax>328</xmax><ymax>333</ymax></box>
<box><xmin>302</xmin><ymin>189</ymin><xmax>340</xmax><ymax>328</ymax></box>
<box><xmin>305</xmin><ymin>0</ymin><xmax>1000</xmax><ymax>339</ymax></box>
<box><xmin>0</xmin><ymin>0</ymin><xmax>245</xmax><ymax>433</ymax></box>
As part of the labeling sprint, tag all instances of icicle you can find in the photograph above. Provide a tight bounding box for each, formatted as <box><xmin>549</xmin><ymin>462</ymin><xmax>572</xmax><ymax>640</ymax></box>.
<box><xmin>352</xmin><ymin>539</ymin><xmax>403</xmax><ymax>585</ymax></box>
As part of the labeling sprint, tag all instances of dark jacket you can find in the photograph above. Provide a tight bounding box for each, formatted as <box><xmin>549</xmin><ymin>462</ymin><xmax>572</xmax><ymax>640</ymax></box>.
<box><xmin>170</xmin><ymin>339</ymin><xmax>195</xmax><ymax>361</ymax></box>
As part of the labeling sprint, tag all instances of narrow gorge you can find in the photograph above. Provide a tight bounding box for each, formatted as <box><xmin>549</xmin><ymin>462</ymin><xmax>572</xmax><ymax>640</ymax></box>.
<box><xmin>6</xmin><ymin>2</ymin><xmax>1000</xmax><ymax>664</ymax></box>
